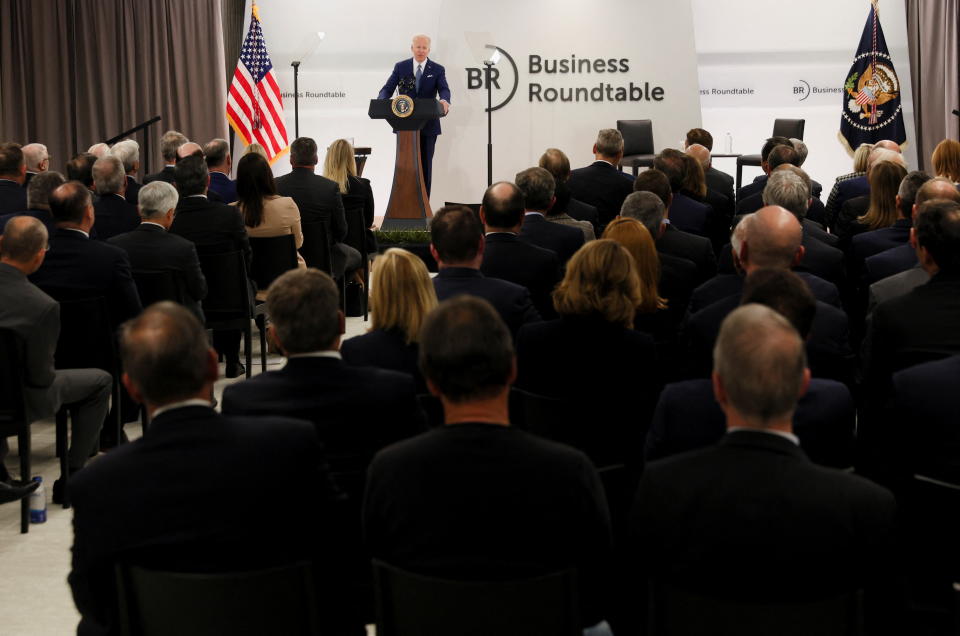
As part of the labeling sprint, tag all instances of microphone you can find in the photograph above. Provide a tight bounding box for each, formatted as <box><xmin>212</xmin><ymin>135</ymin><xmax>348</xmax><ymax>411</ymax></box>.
<box><xmin>953</xmin><ymin>109</ymin><xmax>960</xmax><ymax>117</ymax></box>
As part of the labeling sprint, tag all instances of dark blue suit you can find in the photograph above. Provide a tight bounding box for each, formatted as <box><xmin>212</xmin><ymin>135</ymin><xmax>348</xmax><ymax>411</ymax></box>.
<box><xmin>378</xmin><ymin>57</ymin><xmax>451</xmax><ymax>195</ymax></box>
<box><xmin>208</xmin><ymin>171</ymin><xmax>237</xmax><ymax>204</ymax></box>
<box><xmin>433</xmin><ymin>267</ymin><xmax>540</xmax><ymax>339</ymax></box>
<box><xmin>0</xmin><ymin>208</ymin><xmax>57</xmax><ymax>237</ymax></box>
<box><xmin>669</xmin><ymin>192</ymin><xmax>711</xmax><ymax>237</ymax></box>
<box><xmin>690</xmin><ymin>271</ymin><xmax>840</xmax><ymax>312</ymax></box>
<box><xmin>864</xmin><ymin>243</ymin><xmax>917</xmax><ymax>284</ymax></box>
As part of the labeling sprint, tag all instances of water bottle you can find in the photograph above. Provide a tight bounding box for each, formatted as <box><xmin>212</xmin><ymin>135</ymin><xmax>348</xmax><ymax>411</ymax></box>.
<box><xmin>29</xmin><ymin>476</ymin><xmax>46</xmax><ymax>524</ymax></box>
<box><xmin>725</xmin><ymin>132</ymin><xmax>734</xmax><ymax>154</ymax></box>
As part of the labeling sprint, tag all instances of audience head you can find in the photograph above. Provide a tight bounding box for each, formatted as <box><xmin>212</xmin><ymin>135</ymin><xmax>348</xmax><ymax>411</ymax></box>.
<box><xmin>553</xmin><ymin>239</ymin><xmax>641</xmax><ymax>329</ymax></box>
<box><xmin>853</xmin><ymin>143</ymin><xmax>874</xmax><ymax>173</ymax></box>
<box><xmin>593</xmin><ymin>128</ymin><xmax>624</xmax><ymax>162</ymax></box>
<box><xmin>119</xmin><ymin>302</ymin><xmax>217</xmax><ymax>409</ymax></box>
<box><xmin>789</xmin><ymin>138</ymin><xmax>808</xmax><ymax>167</ymax></box>
<box><xmin>290</xmin><ymin>137</ymin><xmax>319</xmax><ymax>167</ymax></box>
<box><xmin>680</xmin><ymin>152</ymin><xmax>707</xmax><ymax>198</ymax></box>
<box><xmin>480</xmin><ymin>181</ymin><xmax>525</xmax><ymax>230</ymax></box>
<box><xmin>323</xmin><ymin>138</ymin><xmax>358</xmax><ymax>194</ymax></box>
<box><xmin>176</xmin><ymin>142</ymin><xmax>204</xmax><ymax>162</ymax></box>
<box><xmin>914</xmin><ymin>177</ymin><xmax>960</xmax><ymax>209</ymax></box>
<box><xmin>244</xmin><ymin>143</ymin><xmax>269</xmax><ymax>160</ymax></box>
<box><xmin>515</xmin><ymin>167</ymin><xmax>556</xmax><ymax>213</ymax></box>
<box><xmin>685</xmin><ymin>128</ymin><xmax>713</xmax><ymax>151</ymax></box>
<box><xmin>538</xmin><ymin>148</ymin><xmax>571</xmax><ymax>181</ymax></box>
<box><xmin>0</xmin><ymin>142</ymin><xmax>26</xmax><ymax>182</ymax></box>
<box><xmin>762</xmin><ymin>169</ymin><xmax>810</xmax><ymax>220</ymax></box>
<box><xmin>109</xmin><ymin>139</ymin><xmax>140</xmax><ymax>174</ymax></box>
<box><xmin>713</xmin><ymin>304</ymin><xmax>809</xmax><ymax>428</ymax></box>
<box><xmin>896</xmin><ymin>170</ymin><xmax>932</xmax><ymax>220</ymax></box>
<box><xmin>860</xmin><ymin>161</ymin><xmax>908</xmax><ymax>230</ymax></box>
<box><xmin>875</xmin><ymin>139</ymin><xmax>902</xmax><ymax>153</ymax></box>
<box><xmin>766</xmin><ymin>144</ymin><xmax>799</xmax><ymax>171</ymax></box>
<box><xmin>740</xmin><ymin>268</ymin><xmax>816</xmax><ymax>340</ymax></box>
<box><xmin>138</xmin><ymin>181</ymin><xmax>179</xmax><ymax>226</ymax></box>
<box><xmin>914</xmin><ymin>199</ymin><xmax>960</xmax><ymax>275</ymax></box>
<box><xmin>92</xmin><ymin>155</ymin><xmax>126</xmax><ymax>196</ymax></box>
<box><xmin>686</xmin><ymin>143</ymin><xmax>711</xmax><ymax>170</ymax></box>
<box><xmin>734</xmin><ymin>206</ymin><xmax>803</xmax><ymax>272</ymax></box>
<box><xmin>49</xmin><ymin>181</ymin><xmax>93</xmax><ymax>228</ymax></box>
<box><xmin>371</xmin><ymin>248</ymin><xmax>438</xmax><ymax>344</ymax></box>
<box><xmin>66</xmin><ymin>153</ymin><xmax>97</xmax><ymax>188</ymax></box>
<box><xmin>652</xmin><ymin>149</ymin><xmax>686</xmax><ymax>193</ymax></box>
<box><xmin>620</xmin><ymin>191</ymin><xmax>666</xmax><ymax>238</ymax></box>
<box><xmin>87</xmin><ymin>143</ymin><xmax>109</xmax><ymax>158</ymax></box>
<box><xmin>602</xmin><ymin>217</ymin><xmax>665</xmax><ymax>313</ymax></box>
<box><xmin>430</xmin><ymin>204</ymin><xmax>484</xmax><ymax>267</ymax></box>
<box><xmin>633</xmin><ymin>168</ymin><xmax>673</xmax><ymax>208</ymax></box>
<box><xmin>173</xmin><ymin>155</ymin><xmax>209</xmax><ymax>197</ymax></box>
<box><xmin>867</xmin><ymin>147</ymin><xmax>905</xmax><ymax>173</ymax></box>
<box><xmin>160</xmin><ymin>130</ymin><xmax>189</xmax><ymax>163</ymax></box>
<box><xmin>26</xmin><ymin>170</ymin><xmax>65</xmax><ymax>210</ymax></box>
<box><xmin>203</xmin><ymin>138</ymin><xmax>231</xmax><ymax>172</ymax></box>
<box><xmin>0</xmin><ymin>216</ymin><xmax>48</xmax><ymax>274</ymax></box>
<box><xmin>266</xmin><ymin>268</ymin><xmax>344</xmax><ymax>354</ymax></box>
<box><xmin>931</xmin><ymin>139</ymin><xmax>960</xmax><ymax>183</ymax></box>
<box><xmin>235</xmin><ymin>152</ymin><xmax>276</xmax><ymax>228</ymax></box>
<box><xmin>760</xmin><ymin>136</ymin><xmax>792</xmax><ymax>166</ymax></box>
<box><xmin>419</xmin><ymin>296</ymin><xmax>515</xmax><ymax>405</ymax></box>
<box><xmin>22</xmin><ymin>143</ymin><xmax>49</xmax><ymax>173</ymax></box>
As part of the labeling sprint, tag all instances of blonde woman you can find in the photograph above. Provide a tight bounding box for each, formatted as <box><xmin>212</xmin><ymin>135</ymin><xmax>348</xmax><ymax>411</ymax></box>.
<box><xmin>932</xmin><ymin>139</ymin><xmax>960</xmax><ymax>184</ymax></box>
<box><xmin>838</xmin><ymin>160</ymin><xmax>907</xmax><ymax>243</ymax></box>
<box><xmin>244</xmin><ymin>143</ymin><xmax>269</xmax><ymax>160</ymax></box>
<box><xmin>324</xmin><ymin>138</ymin><xmax>376</xmax><ymax>252</ymax></box>
<box><xmin>340</xmin><ymin>248</ymin><xmax>437</xmax><ymax>389</ymax></box>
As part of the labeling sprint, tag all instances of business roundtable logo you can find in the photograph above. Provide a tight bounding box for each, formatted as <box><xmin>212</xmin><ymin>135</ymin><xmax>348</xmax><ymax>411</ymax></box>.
<box><xmin>465</xmin><ymin>45</ymin><xmax>520</xmax><ymax>112</ymax></box>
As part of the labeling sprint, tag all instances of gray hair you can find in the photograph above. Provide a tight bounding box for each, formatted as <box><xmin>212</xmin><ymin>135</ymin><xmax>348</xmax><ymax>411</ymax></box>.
<box><xmin>762</xmin><ymin>170</ymin><xmax>810</xmax><ymax>219</ymax></box>
<box><xmin>203</xmin><ymin>138</ymin><xmax>230</xmax><ymax>168</ymax></box>
<box><xmin>267</xmin><ymin>268</ymin><xmax>341</xmax><ymax>353</ymax></box>
<box><xmin>0</xmin><ymin>215</ymin><xmax>48</xmax><ymax>263</ymax></box>
<box><xmin>713</xmin><ymin>304</ymin><xmax>807</xmax><ymax>424</ymax></box>
<box><xmin>789</xmin><ymin>138</ymin><xmax>808</xmax><ymax>166</ymax></box>
<box><xmin>620</xmin><ymin>191</ymin><xmax>665</xmax><ymax>237</ymax></box>
<box><xmin>595</xmin><ymin>128</ymin><xmax>624</xmax><ymax>158</ymax></box>
<box><xmin>92</xmin><ymin>155</ymin><xmax>126</xmax><ymax>195</ymax></box>
<box><xmin>109</xmin><ymin>139</ymin><xmax>140</xmax><ymax>172</ymax></box>
<box><xmin>868</xmin><ymin>147</ymin><xmax>905</xmax><ymax>170</ymax></box>
<box><xmin>27</xmin><ymin>170</ymin><xmax>65</xmax><ymax>210</ymax></box>
<box><xmin>514</xmin><ymin>166</ymin><xmax>555</xmax><ymax>211</ymax></box>
<box><xmin>412</xmin><ymin>34</ymin><xmax>431</xmax><ymax>45</ymax></box>
<box><xmin>160</xmin><ymin>130</ymin><xmax>189</xmax><ymax>162</ymax></box>
<box><xmin>138</xmin><ymin>181</ymin><xmax>179</xmax><ymax>219</ymax></box>
<box><xmin>21</xmin><ymin>143</ymin><xmax>48</xmax><ymax>171</ymax></box>
<box><xmin>87</xmin><ymin>142</ymin><xmax>109</xmax><ymax>158</ymax></box>
<box><xmin>730</xmin><ymin>213</ymin><xmax>751</xmax><ymax>258</ymax></box>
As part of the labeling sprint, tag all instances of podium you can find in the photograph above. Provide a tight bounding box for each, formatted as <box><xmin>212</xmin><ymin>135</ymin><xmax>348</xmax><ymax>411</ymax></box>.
<box><xmin>369</xmin><ymin>98</ymin><xmax>443</xmax><ymax>230</ymax></box>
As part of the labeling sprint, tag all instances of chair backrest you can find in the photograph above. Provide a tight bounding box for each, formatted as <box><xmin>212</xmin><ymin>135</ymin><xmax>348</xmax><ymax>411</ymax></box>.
<box><xmin>373</xmin><ymin>560</ymin><xmax>580</xmax><ymax>636</ymax></box>
<box><xmin>115</xmin><ymin>561</ymin><xmax>320</xmax><ymax>636</ymax></box>
<box><xmin>772</xmin><ymin>118</ymin><xmax>805</xmax><ymax>140</ymax></box>
<box><xmin>648</xmin><ymin>583</ymin><xmax>861</xmax><ymax>636</ymax></box>
<box><xmin>342</xmin><ymin>205</ymin><xmax>368</xmax><ymax>257</ymax></box>
<box><xmin>49</xmin><ymin>295</ymin><xmax>119</xmax><ymax>373</ymax></box>
<box><xmin>299</xmin><ymin>220</ymin><xmax>333</xmax><ymax>275</ymax></box>
<box><xmin>901</xmin><ymin>475</ymin><xmax>960</xmax><ymax>598</ymax></box>
<box><xmin>195</xmin><ymin>249</ymin><xmax>251</xmax><ymax>317</ymax></box>
<box><xmin>132</xmin><ymin>270</ymin><xmax>186</xmax><ymax>307</ymax></box>
<box><xmin>0</xmin><ymin>328</ymin><xmax>26</xmax><ymax>437</ymax></box>
<box><xmin>617</xmin><ymin>120</ymin><xmax>654</xmax><ymax>156</ymax></box>
<box><xmin>248</xmin><ymin>234</ymin><xmax>298</xmax><ymax>292</ymax></box>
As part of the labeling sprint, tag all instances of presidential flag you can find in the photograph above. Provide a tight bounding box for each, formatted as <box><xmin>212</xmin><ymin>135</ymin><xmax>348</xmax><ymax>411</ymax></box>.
<box><xmin>839</xmin><ymin>0</ymin><xmax>907</xmax><ymax>153</ymax></box>
<box><xmin>227</xmin><ymin>4</ymin><xmax>289</xmax><ymax>164</ymax></box>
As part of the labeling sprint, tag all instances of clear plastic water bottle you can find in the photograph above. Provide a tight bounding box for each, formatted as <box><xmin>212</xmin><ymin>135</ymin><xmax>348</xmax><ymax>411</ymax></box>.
<box><xmin>29</xmin><ymin>476</ymin><xmax>46</xmax><ymax>524</ymax></box>
<box><xmin>725</xmin><ymin>132</ymin><xmax>734</xmax><ymax>154</ymax></box>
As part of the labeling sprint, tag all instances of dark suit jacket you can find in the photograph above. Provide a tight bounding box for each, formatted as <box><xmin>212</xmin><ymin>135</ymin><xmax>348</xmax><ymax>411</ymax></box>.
<box><xmin>208</xmin><ymin>171</ymin><xmax>237</xmax><ymax>204</ymax></box>
<box><xmin>803</xmin><ymin>216</ymin><xmax>839</xmax><ymax>247</ymax></box>
<box><xmin>169</xmin><ymin>195</ymin><xmax>251</xmax><ymax>265</ymax></box>
<box><xmin>142</xmin><ymin>165</ymin><xmax>176</xmax><ymax>185</ymax></box>
<box><xmin>92</xmin><ymin>193</ymin><xmax>140</xmax><ymax>241</ymax></box>
<box><xmin>107</xmin><ymin>223</ymin><xmax>207</xmax><ymax>316</ymax></box>
<box><xmin>705</xmin><ymin>166</ymin><xmax>734</xmax><ymax>205</ymax></box>
<box><xmin>567</xmin><ymin>160</ymin><xmax>634</xmax><ymax>226</ymax></box>
<box><xmin>433</xmin><ymin>267</ymin><xmax>541</xmax><ymax>338</ymax></box>
<box><xmin>632</xmin><ymin>430</ymin><xmax>895</xmax><ymax>601</ymax></box>
<box><xmin>124</xmin><ymin>175</ymin><xmax>142</xmax><ymax>204</ymax></box>
<box><xmin>377</xmin><ymin>58</ymin><xmax>451</xmax><ymax>136</ymax></box>
<box><xmin>364</xmin><ymin>422</ymin><xmax>612</xmax><ymax>626</ymax></box>
<box><xmin>343</xmin><ymin>176</ymin><xmax>376</xmax><ymax>251</ymax></box>
<box><xmin>657</xmin><ymin>224</ymin><xmax>717</xmax><ymax>284</ymax></box>
<box><xmin>646</xmin><ymin>378</ymin><xmax>855</xmax><ymax>468</ymax></box>
<box><xmin>833</xmin><ymin>175</ymin><xmax>870</xmax><ymax>217</ymax></box>
<box><xmin>566</xmin><ymin>196</ymin><xmax>601</xmax><ymax>232</ymax></box>
<box><xmin>736</xmin><ymin>174</ymin><xmax>767</xmax><ymax>202</ymax></box>
<box><xmin>864</xmin><ymin>243</ymin><xmax>917</xmax><ymax>284</ymax></box>
<box><xmin>68</xmin><ymin>405</ymin><xmax>341</xmax><ymax>636</ymax></box>
<box><xmin>798</xmin><ymin>230</ymin><xmax>845</xmax><ymax>285</ymax></box>
<box><xmin>0</xmin><ymin>208</ymin><xmax>57</xmax><ymax>237</ymax></box>
<box><xmin>275</xmin><ymin>167</ymin><xmax>348</xmax><ymax>243</ymax></box>
<box><xmin>669</xmin><ymin>192</ymin><xmax>711</xmax><ymax>236</ymax></box>
<box><xmin>30</xmin><ymin>228</ymin><xmax>142</xmax><ymax>326</ymax></box>
<box><xmin>836</xmin><ymin>195</ymin><xmax>870</xmax><ymax>241</ymax></box>
<box><xmin>851</xmin><ymin>218</ymin><xmax>912</xmax><ymax>265</ymax></box>
<box><xmin>340</xmin><ymin>328</ymin><xmax>424</xmax><ymax>392</ymax></box>
<box><xmin>656</xmin><ymin>251</ymin><xmax>698</xmax><ymax>337</ymax></box>
<box><xmin>481</xmin><ymin>232</ymin><xmax>561</xmax><ymax>320</ymax></box>
<box><xmin>0</xmin><ymin>178</ymin><xmax>27</xmax><ymax>214</ymax></box>
<box><xmin>518</xmin><ymin>212</ymin><xmax>584</xmax><ymax>266</ymax></box>
<box><xmin>736</xmin><ymin>191</ymin><xmax>829</xmax><ymax>232</ymax></box>
<box><xmin>690</xmin><ymin>271</ymin><xmax>840</xmax><ymax>313</ymax></box>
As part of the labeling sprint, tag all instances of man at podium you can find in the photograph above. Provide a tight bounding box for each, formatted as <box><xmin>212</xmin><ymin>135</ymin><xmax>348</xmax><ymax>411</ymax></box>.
<box><xmin>378</xmin><ymin>34</ymin><xmax>451</xmax><ymax>196</ymax></box>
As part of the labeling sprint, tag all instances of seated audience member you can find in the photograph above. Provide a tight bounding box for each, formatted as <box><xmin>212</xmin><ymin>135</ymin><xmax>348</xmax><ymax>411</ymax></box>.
<box><xmin>91</xmin><ymin>155</ymin><xmax>139</xmax><ymax>241</ymax></box>
<box><xmin>515</xmin><ymin>166</ymin><xmax>584</xmax><ymax>265</ymax></box>
<box><xmin>738</xmin><ymin>145</ymin><xmax>829</xmax><ymax>222</ymax></box>
<box><xmin>203</xmin><ymin>138</ymin><xmax>236</xmax><ymax>204</ymax></box>
<box><xmin>341</xmin><ymin>248</ymin><xmax>437</xmax><ymax>391</ymax></box>
<box><xmin>66</xmin><ymin>153</ymin><xmax>98</xmax><ymax>200</ymax></box>
<box><xmin>275</xmin><ymin>136</ymin><xmax>359</xmax><ymax>277</ymax></box>
<box><xmin>0</xmin><ymin>170</ymin><xmax>64</xmax><ymax>236</ymax></box>
<box><xmin>244</xmin><ymin>143</ymin><xmax>269</xmax><ymax>159</ymax></box>
<box><xmin>931</xmin><ymin>139</ymin><xmax>960</xmax><ymax>185</ymax></box>
<box><xmin>632</xmin><ymin>304</ymin><xmax>894</xmax><ymax>618</ymax></box>
<box><xmin>108</xmin><ymin>139</ymin><xmax>142</xmax><ymax>203</ymax></box>
<box><xmin>169</xmin><ymin>155</ymin><xmax>250</xmax><ymax>377</ymax></box>
<box><xmin>685</xmin><ymin>127</ymin><xmax>734</xmax><ymax>205</ymax></box>
<box><xmin>539</xmin><ymin>147</ymin><xmax>600</xmax><ymax>232</ymax></box>
<box><xmin>0</xmin><ymin>216</ymin><xmax>112</xmax><ymax>501</ymax></box>
<box><xmin>566</xmin><ymin>128</ymin><xmax>634</xmax><ymax>227</ymax></box>
<box><xmin>787</xmin><ymin>138</ymin><xmax>824</xmax><ymax>202</ymax></box>
<box><xmin>653</xmin><ymin>148</ymin><xmax>713</xmax><ymax>236</ymax></box>
<box><xmin>86</xmin><ymin>143</ymin><xmax>109</xmax><ymax>158</ymax></box>
<box><xmin>735</xmin><ymin>135</ymin><xmax>793</xmax><ymax>201</ymax></box>
<box><xmin>364</xmin><ymin>296</ymin><xmax>612</xmax><ymax>630</ymax></box>
<box><xmin>515</xmin><ymin>240</ymin><xmax>658</xmax><ymax>468</ymax></box>
<box><xmin>30</xmin><ymin>181</ymin><xmax>142</xmax><ymax>327</ymax></box>
<box><xmin>837</xmin><ymin>160</ymin><xmax>908</xmax><ymax>244</ymax></box>
<box><xmin>175</xmin><ymin>141</ymin><xmax>204</xmax><ymax>162</ymax></box>
<box><xmin>826</xmin><ymin>142</ymin><xmax>873</xmax><ymax>228</ymax></box>
<box><xmin>108</xmin><ymin>181</ymin><xmax>207</xmax><ymax>320</ymax></box>
<box><xmin>648</xmin><ymin>268</ymin><xmax>855</xmax><ymax>468</ymax></box>
<box><xmin>634</xmin><ymin>167</ymin><xmax>717</xmax><ymax>283</ymax></box>
<box><xmin>21</xmin><ymin>142</ymin><xmax>49</xmax><ymax>187</ymax></box>
<box><xmin>478</xmin><ymin>181</ymin><xmax>561</xmax><ymax>319</ymax></box>
<box><xmin>143</xmin><ymin>130</ymin><xmax>188</xmax><ymax>184</ymax></box>
<box><xmin>324</xmin><ymin>138</ymin><xmax>377</xmax><ymax>254</ymax></box>
<box><xmin>832</xmin><ymin>141</ymin><xmax>903</xmax><ymax>223</ymax></box>
<box><xmin>684</xmin><ymin>142</ymin><xmax>734</xmax><ymax>230</ymax></box>
<box><xmin>430</xmin><ymin>204</ymin><xmax>540</xmax><ymax>338</ymax></box>
<box><xmin>850</xmin><ymin>170</ymin><xmax>930</xmax><ymax>270</ymax></box>
<box><xmin>0</xmin><ymin>142</ymin><xmax>28</xmax><ymax>213</ymax></box>
<box><xmin>69</xmin><ymin>302</ymin><xmax>347</xmax><ymax>636</ymax></box>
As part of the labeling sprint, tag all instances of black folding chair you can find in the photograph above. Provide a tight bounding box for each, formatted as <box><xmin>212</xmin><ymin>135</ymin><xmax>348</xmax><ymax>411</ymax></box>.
<box><xmin>373</xmin><ymin>560</ymin><xmax>580</xmax><ymax>636</ymax></box>
<box><xmin>248</xmin><ymin>235</ymin><xmax>300</xmax><ymax>371</ymax></box>
<box><xmin>343</xmin><ymin>206</ymin><xmax>370</xmax><ymax>321</ymax></box>
<box><xmin>131</xmin><ymin>270</ymin><xmax>186</xmax><ymax>307</ymax></box>
<box><xmin>300</xmin><ymin>220</ymin><xmax>346</xmax><ymax>312</ymax></box>
<box><xmin>115</xmin><ymin>561</ymin><xmax>320</xmax><ymax>636</ymax></box>
<box><xmin>0</xmin><ymin>329</ymin><xmax>32</xmax><ymax>533</ymax></box>
<box><xmin>617</xmin><ymin>119</ymin><xmax>656</xmax><ymax>175</ymax></box>
<box><xmin>196</xmin><ymin>249</ymin><xmax>257</xmax><ymax>379</ymax></box>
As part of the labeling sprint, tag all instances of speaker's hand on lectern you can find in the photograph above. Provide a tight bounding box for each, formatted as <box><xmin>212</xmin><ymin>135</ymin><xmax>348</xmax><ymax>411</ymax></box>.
<box><xmin>440</xmin><ymin>100</ymin><xmax>450</xmax><ymax>115</ymax></box>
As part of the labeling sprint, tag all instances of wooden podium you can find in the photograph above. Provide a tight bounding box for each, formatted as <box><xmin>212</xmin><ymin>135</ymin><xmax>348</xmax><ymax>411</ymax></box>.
<box><xmin>369</xmin><ymin>98</ymin><xmax>443</xmax><ymax>230</ymax></box>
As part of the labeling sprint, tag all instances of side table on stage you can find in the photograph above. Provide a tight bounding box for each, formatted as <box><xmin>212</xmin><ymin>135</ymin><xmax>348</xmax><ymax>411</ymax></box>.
<box><xmin>369</xmin><ymin>98</ymin><xmax>443</xmax><ymax>230</ymax></box>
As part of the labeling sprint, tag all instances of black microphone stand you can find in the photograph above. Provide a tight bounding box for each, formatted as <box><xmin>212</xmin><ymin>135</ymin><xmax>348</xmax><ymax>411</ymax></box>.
<box><xmin>291</xmin><ymin>61</ymin><xmax>301</xmax><ymax>138</ymax></box>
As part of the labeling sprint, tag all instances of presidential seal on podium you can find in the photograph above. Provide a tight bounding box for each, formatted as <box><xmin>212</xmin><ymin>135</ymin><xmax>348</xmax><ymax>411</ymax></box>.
<box><xmin>391</xmin><ymin>94</ymin><xmax>415</xmax><ymax>118</ymax></box>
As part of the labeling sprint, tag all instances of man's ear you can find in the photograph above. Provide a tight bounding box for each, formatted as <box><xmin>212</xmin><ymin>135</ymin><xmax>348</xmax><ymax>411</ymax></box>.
<box><xmin>909</xmin><ymin>227</ymin><xmax>917</xmax><ymax>249</ymax></box>
<box><xmin>478</xmin><ymin>206</ymin><xmax>488</xmax><ymax>226</ymax></box>
<box><xmin>712</xmin><ymin>371</ymin><xmax>728</xmax><ymax>408</ymax></box>
<box><xmin>792</xmin><ymin>245</ymin><xmax>805</xmax><ymax>268</ymax></box>
<box><xmin>425</xmin><ymin>377</ymin><xmax>442</xmax><ymax>397</ymax></box>
<box><xmin>429</xmin><ymin>243</ymin><xmax>441</xmax><ymax>264</ymax></box>
<box><xmin>122</xmin><ymin>372</ymin><xmax>144</xmax><ymax>405</ymax></box>
<box><xmin>337</xmin><ymin>310</ymin><xmax>346</xmax><ymax>336</ymax></box>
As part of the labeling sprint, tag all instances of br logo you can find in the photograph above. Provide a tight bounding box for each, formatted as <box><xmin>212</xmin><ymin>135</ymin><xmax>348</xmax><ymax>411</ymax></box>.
<box><xmin>465</xmin><ymin>45</ymin><xmax>519</xmax><ymax>112</ymax></box>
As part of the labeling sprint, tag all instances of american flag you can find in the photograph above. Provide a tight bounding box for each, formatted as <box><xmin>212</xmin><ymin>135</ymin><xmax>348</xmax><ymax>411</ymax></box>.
<box><xmin>855</xmin><ymin>85</ymin><xmax>876</xmax><ymax>106</ymax></box>
<box><xmin>226</xmin><ymin>4</ymin><xmax>289</xmax><ymax>163</ymax></box>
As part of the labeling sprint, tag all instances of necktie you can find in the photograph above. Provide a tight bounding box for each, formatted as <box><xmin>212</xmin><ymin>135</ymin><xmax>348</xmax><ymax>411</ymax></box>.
<box><xmin>415</xmin><ymin>64</ymin><xmax>423</xmax><ymax>93</ymax></box>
